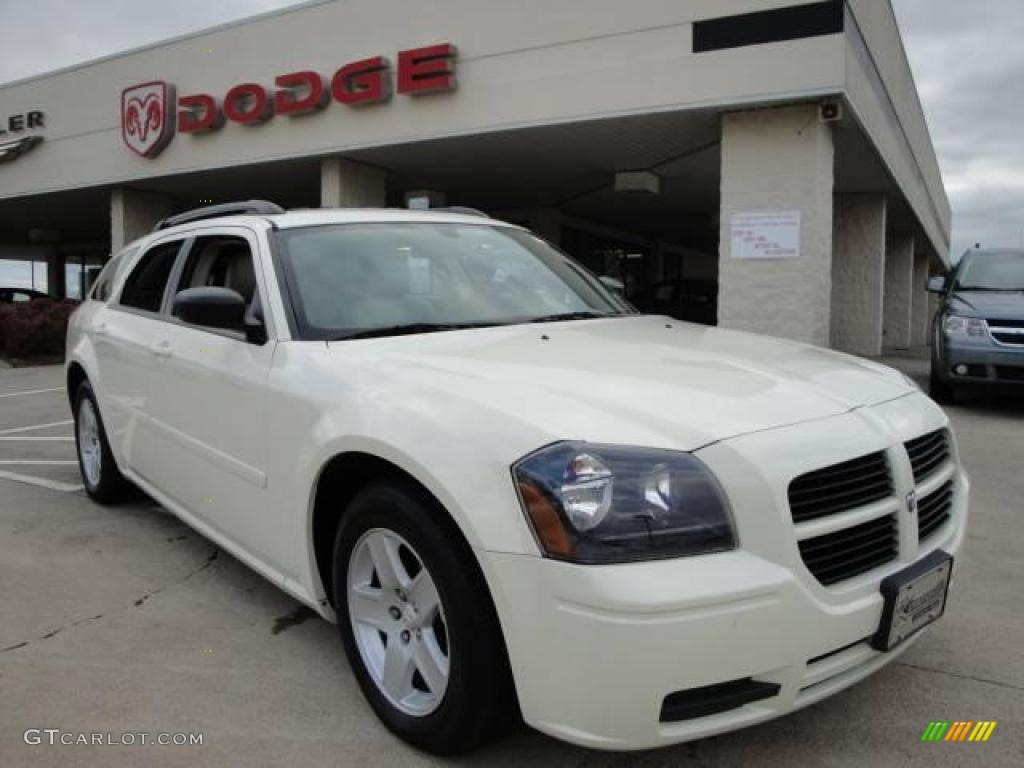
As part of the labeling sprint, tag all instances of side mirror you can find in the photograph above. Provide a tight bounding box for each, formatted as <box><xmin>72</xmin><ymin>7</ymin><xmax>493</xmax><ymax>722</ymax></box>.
<box><xmin>173</xmin><ymin>287</ymin><xmax>246</xmax><ymax>331</ymax></box>
<box><xmin>927</xmin><ymin>275</ymin><xmax>948</xmax><ymax>294</ymax></box>
<box><xmin>599</xmin><ymin>275</ymin><xmax>625</xmax><ymax>296</ymax></box>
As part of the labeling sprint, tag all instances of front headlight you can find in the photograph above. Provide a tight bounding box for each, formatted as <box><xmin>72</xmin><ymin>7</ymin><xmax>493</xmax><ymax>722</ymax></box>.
<box><xmin>943</xmin><ymin>314</ymin><xmax>987</xmax><ymax>337</ymax></box>
<box><xmin>513</xmin><ymin>442</ymin><xmax>736</xmax><ymax>563</ymax></box>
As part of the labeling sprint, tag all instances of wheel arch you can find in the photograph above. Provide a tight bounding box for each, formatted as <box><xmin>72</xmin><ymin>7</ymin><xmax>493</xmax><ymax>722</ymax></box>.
<box><xmin>66</xmin><ymin>360</ymin><xmax>88</xmax><ymax>409</ymax></box>
<box><xmin>310</xmin><ymin>451</ymin><xmax>482</xmax><ymax>610</ymax></box>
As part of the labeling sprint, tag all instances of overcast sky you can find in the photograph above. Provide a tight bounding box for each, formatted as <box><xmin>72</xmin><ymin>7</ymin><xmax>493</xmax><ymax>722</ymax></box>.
<box><xmin>0</xmin><ymin>0</ymin><xmax>1019</xmax><ymax>261</ymax></box>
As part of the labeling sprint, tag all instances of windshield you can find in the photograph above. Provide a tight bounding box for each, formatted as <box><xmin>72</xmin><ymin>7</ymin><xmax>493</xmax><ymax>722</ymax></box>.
<box><xmin>276</xmin><ymin>222</ymin><xmax>634</xmax><ymax>339</ymax></box>
<box><xmin>955</xmin><ymin>251</ymin><xmax>1024</xmax><ymax>291</ymax></box>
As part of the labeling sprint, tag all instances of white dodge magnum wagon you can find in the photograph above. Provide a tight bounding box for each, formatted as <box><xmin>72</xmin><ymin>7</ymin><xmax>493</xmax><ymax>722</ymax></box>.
<box><xmin>66</xmin><ymin>201</ymin><xmax>967</xmax><ymax>754</ymax></box>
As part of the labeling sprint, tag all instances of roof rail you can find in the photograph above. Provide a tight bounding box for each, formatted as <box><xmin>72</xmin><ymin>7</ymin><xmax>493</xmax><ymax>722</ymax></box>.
<box><xmin>432</xmin><ymin>206</ymin><xmax>491</xmax><ymax>218</ymax></box>
<box><xmin>154</xmin><ymin>200</ymin><xmax>285</xmax><ymax>231</ymax></box>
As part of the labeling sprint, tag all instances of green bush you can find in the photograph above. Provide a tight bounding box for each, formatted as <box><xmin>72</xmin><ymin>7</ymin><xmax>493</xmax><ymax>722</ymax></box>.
<box><xmin>0</xmin><ymin>299</ymin><xmax>77</xmax><ymax>361</ymax></box>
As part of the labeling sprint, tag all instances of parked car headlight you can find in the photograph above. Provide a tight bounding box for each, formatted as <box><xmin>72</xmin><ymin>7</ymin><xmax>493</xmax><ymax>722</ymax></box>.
<box><xmin>513</xmin><ymin>442</ymin><xmax>736</xmax><ymax>563</ymax></box>
<box><xmin>943</xmin><ymin>314</ymin><xmax>987</xmax><ymax>337</ymax></box>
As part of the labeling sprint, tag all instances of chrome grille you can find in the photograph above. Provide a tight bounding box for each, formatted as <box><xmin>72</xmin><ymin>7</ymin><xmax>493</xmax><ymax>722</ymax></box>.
<box><xmin>905</xmin><ymin>430</ymin><xmax>949</xmax><ymax>483</ymax></box>
<box><xmin>988</xmin><ymin>318</ymin><xmax>1024</xmax><ymax>345</ymax></box>
<box><xmin>788</xmin><ymin>452</ymin><xmax>892</xmax><ymax>524</ymax></box>
<box><xmin>918</xmin><ymin>481</ymin><xmax>954</xmax><ymax>541</ymax></box>
<box><xmin>798</xmin><ymin>514</ymin><xmax>899</xmax><ymax>586</ymax></box>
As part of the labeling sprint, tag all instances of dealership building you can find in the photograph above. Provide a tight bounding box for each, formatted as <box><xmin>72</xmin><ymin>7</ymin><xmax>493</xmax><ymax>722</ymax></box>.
<box><xmin>0</xmin><ymin>0</ymin><xmax>948</xmax><ymax>355</ymax></box>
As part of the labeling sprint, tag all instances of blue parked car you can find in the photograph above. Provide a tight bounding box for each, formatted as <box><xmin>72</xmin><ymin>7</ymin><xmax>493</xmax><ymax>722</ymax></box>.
<box><xmin>929</xmin><ymin>248</ymin><xmax>1024</xmax><ymax>403</ymax></box>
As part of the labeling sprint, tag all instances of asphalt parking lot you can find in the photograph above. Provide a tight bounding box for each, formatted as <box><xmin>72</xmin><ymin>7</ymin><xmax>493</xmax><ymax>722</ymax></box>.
<box><xmin>1</xmin><ymin>359</ymin><xmax>1022</xmax><ymax>768</ymax></box>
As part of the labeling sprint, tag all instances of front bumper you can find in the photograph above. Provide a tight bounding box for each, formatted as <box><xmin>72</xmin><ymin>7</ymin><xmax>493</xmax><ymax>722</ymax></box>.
<box><xmin>483</xmin><ymin>395</ymin><xmax>969</xmax><ymax>750</ymax></box>
<box><xmin>936</xmin><ymin>335</ymin><xmax>1024</xmax><ymax>386</ymax></box>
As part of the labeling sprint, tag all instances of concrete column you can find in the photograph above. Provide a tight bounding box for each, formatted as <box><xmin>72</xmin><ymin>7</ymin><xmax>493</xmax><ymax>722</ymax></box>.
<box><xmin>882</xmin><ymin>232</ymin><xmax>914</xmax><ymax>350</ymax></box>
<box><xmin>718</xmin><ymin>105</ymin><xmax>835</xmax><ymax>345</ymax></box>
<box><xmin>928</xmin><ymin>288</ymin><xmax>941</xmax><ymax>345</ymax></box>
<box><xmin>530</xmin><ymin>208</ymin><xmax>562</xmax><ymax>246</ymax></box>
<box><xmin>652</xmin><ymin>239</ymin><xmax>668</xmax><ymax>282</ymax></box>
<box><xmin>45</xmin><ymin>249</ymin><xmax>66</xmax><ymax>299</ymax></box>
<box><xmin>911</xmin><ymin>253</ymin><xmax>931</xmax><ymax>347</ymax></box>
<box><xmin>830</xmin><ymin>194</ymin><xmax>887</xmax><ymax>356</ymax></box>
<box><xmin>321</xmin><ymin>157</ymin><xmax>387</xmax><ymax>208</ymax></box>
<box><xmin>110</xmin><ymin>188</ymin><xmax>172</xmax><ymax>253</ymax></box>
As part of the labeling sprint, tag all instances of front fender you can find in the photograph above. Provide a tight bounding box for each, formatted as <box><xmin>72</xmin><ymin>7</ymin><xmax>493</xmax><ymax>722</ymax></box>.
<box><xmin>299</xmin><ymin>404</ymin><xmax>543</xmax><ymax>556</ymax></box>
<box><xmin>264</xmin><ymin>343</ymin><xmax>554</xmax><ymax>607</ymax></box>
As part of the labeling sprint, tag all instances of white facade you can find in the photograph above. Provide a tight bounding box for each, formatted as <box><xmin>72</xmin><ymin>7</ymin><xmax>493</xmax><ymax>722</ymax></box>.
<box><xmin>0</xmin><ymin>0</ymin><xmax>950</xmax><ymax>353</ymax></box>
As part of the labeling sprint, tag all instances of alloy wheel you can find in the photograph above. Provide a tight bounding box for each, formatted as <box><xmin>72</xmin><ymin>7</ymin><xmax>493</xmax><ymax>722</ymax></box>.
<box><xmin>77</xmin><ymin>397</ymin><xmax>102</xmax><ymax>487</ymax></box>
<box><xmin>347</xmin><ymin>528</ymin><xmax>450</xmax><ymax>717</ymax></box>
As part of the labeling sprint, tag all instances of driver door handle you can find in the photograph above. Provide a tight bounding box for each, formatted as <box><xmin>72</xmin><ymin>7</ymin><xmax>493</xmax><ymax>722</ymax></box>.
<box><xmin>151</xmin><ymin>341</ymin><xmax>172</xmax><ymax>358</ymax></box>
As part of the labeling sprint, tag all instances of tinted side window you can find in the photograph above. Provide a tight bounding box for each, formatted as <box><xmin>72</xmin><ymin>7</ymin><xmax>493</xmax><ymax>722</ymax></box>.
<box><xmin>90</xmin><ymin>248</ymin><xmax>137</xmax><ymax>302</ymax></box>
<box><xmin>175</xmin><ymin>236</ymin><xmax>258</xmax><ymax>306</ymax></box>
<box><xmin>118</xmin><ymin>242</ymin><xmax>182</xmax><ymax>312</ymax></box>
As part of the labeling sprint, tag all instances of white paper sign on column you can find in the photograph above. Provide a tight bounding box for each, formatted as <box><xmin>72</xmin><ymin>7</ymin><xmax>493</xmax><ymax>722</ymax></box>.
<box><xmin>730</xmin><ymin>211</ymin><xmax>802</xmax><ymax>259</ymax></box>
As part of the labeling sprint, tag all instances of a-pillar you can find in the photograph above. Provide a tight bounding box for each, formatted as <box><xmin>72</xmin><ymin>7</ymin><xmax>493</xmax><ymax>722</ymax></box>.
<box><xmin>110</xmin><ymin>188</ymin><xmax>173</xmax><ymax>254</ymax></box>
<box><xmin>717</xmin><ymin>105</ymin><xmax>835</xmax><ymax>345</ymax></box>
<box><xmin>882</xmin><ymin>232</ymin><xmax>914</xmax><ymax>350</ymax></box>
<box><xmin>830</xmin><ymin>194</ymin><xmax>887</xmax><ymax>356</ymax></box>
<box><xmin>321</xmin><ymin>157</ymin><xmax>387</xmax><ymax>208</ymax></box>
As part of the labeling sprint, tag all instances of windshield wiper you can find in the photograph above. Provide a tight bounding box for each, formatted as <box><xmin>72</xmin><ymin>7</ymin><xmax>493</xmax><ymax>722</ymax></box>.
<box><xmin>528</xmin><ymin>311</ymin><xmax>611</xmax><ymax>323</ymax></box>
<box><xmin>331</xmin><ymin>322</ymin><xmax>497</xmax><ymax>341</ymax></box>
<box><xmin>956</xmin><ymin>285</ymin><xmax>1024</xmax><ymax>292</ymax></box>
<box><xmin>331</xmin><ymin>312</ymin><xmax>617</xmax><ymax>339</ymax></box>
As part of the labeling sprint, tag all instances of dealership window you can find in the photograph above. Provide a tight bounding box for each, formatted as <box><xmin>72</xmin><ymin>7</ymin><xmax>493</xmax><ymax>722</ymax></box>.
<box><xmin>118</xmin><ymin>241</ymin><xmax>182</xmax><ymax>313</ymax></box>
<box><xmin>0</xmin><ymin>259</ymin><xmax>47</xmax><ymax>294</ymax></box>
<box><xmin>64</xmin><ymin>253</ymin><xmax>107</xmax><ymax>300</ymax></box>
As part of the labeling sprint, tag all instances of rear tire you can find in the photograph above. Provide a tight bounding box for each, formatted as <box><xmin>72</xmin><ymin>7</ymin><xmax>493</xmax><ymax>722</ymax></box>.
<box><xmin>332</xmin><ymin>481</ymin><xmax>515</xmax><ymax>754</ymax></box>
<box><xmin>929</xmin><ymin>370</ymin><xmax>957</xmax><ymax>405</ymax></box>
<box><xmin>74</xmin><ymin>381</ymin><xmax>131</xmax><ymax>503</ymax></box>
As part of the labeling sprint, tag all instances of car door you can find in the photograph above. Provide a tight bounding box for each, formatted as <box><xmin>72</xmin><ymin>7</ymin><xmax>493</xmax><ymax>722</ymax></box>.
<box><xmin>135</xmin><ymin>227</ymin><xmax>288</xmax><ymax>572</ymax></box>
<box><xmin>94</xmin><ymin>238</ymin><xmax>186</xmax><ymax>470</ymax></box>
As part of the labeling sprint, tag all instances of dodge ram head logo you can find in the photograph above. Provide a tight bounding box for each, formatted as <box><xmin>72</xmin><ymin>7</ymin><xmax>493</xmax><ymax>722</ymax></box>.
<box><xmin>121</xmin><ymin>81</ymin><xmax>175</xmax><ymax>158</ymax></box>
<box><xmin>906</xmin><ymin>490</ymin><xmax>918</xmax><ymax>518</ymax></box>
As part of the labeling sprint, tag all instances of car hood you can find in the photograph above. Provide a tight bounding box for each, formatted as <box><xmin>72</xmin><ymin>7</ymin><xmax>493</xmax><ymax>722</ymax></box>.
<box><xmin>326</xmin><ymin>315</ymin><xmax>915</xmax><ymax>451</ymax></box>
<box><xmin>947</xmin><ymin>290</ymin><xmax>1024</xmax><ymax>318</ymax></box>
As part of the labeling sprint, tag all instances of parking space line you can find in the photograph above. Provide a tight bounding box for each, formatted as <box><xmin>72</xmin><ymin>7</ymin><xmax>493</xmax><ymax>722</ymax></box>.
<box><xmin>0</xmin><ymin>436</ymin><xmax>74</xmax><ymax>442</ymax></box>
<box><xmin>0</xmin><ymin>387</ymin><xmax>63</xmax><ymax>399</ymax></box>
<box><xmin>0</xmin><ymin>460</ymin><xmax>78</xmax><ymax>465</ymax></box>
<box><xmin>0</xmin><ymin>469</ymin><xmax>83</xmax><ymax>493</ymax></box>
<box><xmin>0</xmin><ymin>420</ymin><xmax>74</xmax><ymax>435</ymax></box>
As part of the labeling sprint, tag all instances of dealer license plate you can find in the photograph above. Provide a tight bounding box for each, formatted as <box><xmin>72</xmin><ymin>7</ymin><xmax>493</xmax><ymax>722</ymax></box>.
<box><xmin>872</xmin><ymin>550</ymin><xmax>953</xmax><ymax>652</ymax></box>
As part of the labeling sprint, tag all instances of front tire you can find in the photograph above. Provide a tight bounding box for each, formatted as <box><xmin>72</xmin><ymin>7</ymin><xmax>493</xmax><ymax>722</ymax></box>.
<box><xmin>929</xmin><ymin>369</ymin><xmax>957</xmax><ymax>405</ymax></box>
<box><xmin>332</xmin><ymin>482</ymin><xmax>514</xmax><ymax>754</ymax></box>
<box><xmin>74</xmin><ymin>381</ymin><xmax>131</xmax><ymax>503</ymax></box>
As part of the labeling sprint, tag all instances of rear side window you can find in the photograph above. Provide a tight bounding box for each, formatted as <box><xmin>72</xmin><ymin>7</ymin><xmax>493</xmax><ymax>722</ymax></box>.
<box><xmin>90</xmin><ymin>248</ymin><xmax>137</xmax><ymax>302</ymax></box>
<box><xmin>118</xmin><ymin>242</ymin><xmax>182</xmax><ymax>313</ymax></box>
